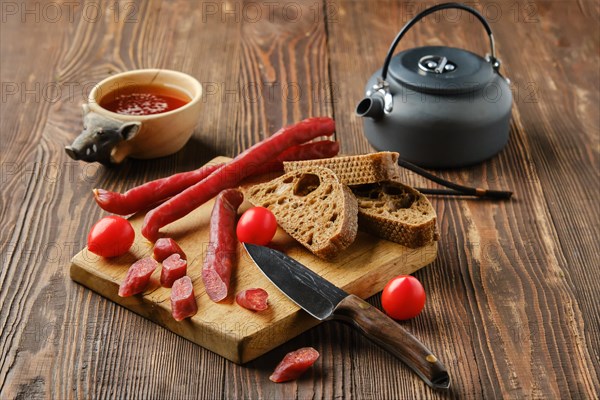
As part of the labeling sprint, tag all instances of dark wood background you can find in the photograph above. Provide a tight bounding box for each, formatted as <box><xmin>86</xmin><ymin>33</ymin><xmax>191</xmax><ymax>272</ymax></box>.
<box><xmin>1</xmin><ymin>0</ymin><xmax>598</xmax><ymax>398</ymax></box>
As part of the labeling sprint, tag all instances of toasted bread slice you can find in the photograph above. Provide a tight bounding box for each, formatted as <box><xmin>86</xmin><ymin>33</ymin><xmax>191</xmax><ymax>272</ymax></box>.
<box><xmin>245</xmin><ymin>167</ymin><xmax>358</xmax><ymax>259</ymax></box>
<box><xmin>284</xmin><ymin>152</ymin><xmax>400</xmax><ymax>185</ymax></box>
<box><xmin>351</xmin><ymin>181</ymin><xmax>438</xmax><ymax>248</ymax></box>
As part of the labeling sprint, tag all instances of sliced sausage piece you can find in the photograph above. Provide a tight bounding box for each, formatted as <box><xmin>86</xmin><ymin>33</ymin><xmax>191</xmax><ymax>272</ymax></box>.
<box><xmin>269</xmin><ymin>347</ymin><xmax>320</xmax><ymax>383</ymax></box>
<box><xmin>236</xmin><ymin>288</ymin><xmax>269</xmax><ymax>311</ymax></box>
<box><xmin>160</xmin><ymin>254</ymin><xmax>187</xmax><ymax>288</ymax></box>
<box><xmin>171</xmin><ymin>276</ymin><xmax>197</xmax><ymax>321</ymax></box>
<box><xmin>202</xmin><ymin>189</ymin><xmax>244</xmax><ymax>302</ymax></box>
<box><xmin>153</xmin><ymin>238</ymin><xmax>186</xmax><ymax>262</ymax></box>
<box><xmin>118</xmin><ymin>257</ymin><xmax>158</xmax><ymax>297</ymax></box>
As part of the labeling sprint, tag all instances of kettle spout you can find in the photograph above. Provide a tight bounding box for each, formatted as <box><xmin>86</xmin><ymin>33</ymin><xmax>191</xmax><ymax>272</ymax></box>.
<box><xmin>356</xmin><ymin>96</ymin><xmax>385</xmax><ymax>120</ymax></box>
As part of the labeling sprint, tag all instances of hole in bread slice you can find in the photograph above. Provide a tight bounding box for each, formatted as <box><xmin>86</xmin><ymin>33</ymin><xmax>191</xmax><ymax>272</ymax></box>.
<box><xmin>382</xmin><ymin>184</ymin><xmax>406</xmax><ymax>196</ymax></box>
<box><xmin>351</xmin><ymin>183</ymin><xmax>380</xmax><ymax>199</ymax></box>
<box><xmin>330</xmin><ymin>213</ymin><xmax>338</xmax><ymax>223</ymax></box>
<box><xmin>293</xmin><ymin>173</ymin><xmax>321</xmax><ymax>197</ymax></box>
<box><xmin>306</xmin><ymin>233</ymin><xmax>314</xmax><ymax>246</ymax></box>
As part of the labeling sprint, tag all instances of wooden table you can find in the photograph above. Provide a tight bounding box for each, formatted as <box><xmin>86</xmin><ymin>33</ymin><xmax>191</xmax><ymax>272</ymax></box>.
<box><xmin>1</xmin><ymin>1</ymin><xmax>598</xmax><ymax>398</ymax></box>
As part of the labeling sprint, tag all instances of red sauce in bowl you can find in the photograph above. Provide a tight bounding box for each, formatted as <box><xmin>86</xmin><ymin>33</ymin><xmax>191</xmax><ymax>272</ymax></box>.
<box><xmin>99</xmin><ymin>84</ymin><xmax>191</xmax><ymax>116</ymax></box>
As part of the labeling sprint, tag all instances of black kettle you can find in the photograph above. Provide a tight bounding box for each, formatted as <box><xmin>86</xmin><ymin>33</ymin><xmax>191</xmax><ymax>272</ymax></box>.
<box><xmin>356</xmin><ymin>3</ymin><xmax>512</xmax><ymax>168</ymax></box>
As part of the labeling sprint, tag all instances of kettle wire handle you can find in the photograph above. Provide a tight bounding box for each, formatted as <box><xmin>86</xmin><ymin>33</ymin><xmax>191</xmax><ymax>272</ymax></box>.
<box><xmin>381</xmin><ymin>2</ymin><xmax>499</xmax><ymax>80</ymax></box>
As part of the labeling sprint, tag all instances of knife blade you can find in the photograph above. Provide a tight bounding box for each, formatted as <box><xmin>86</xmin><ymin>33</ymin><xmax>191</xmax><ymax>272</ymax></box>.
<box><xmin>244</xmin><ymin>243</ymin><xmax>450</xmax><ymax>390</ymax></box>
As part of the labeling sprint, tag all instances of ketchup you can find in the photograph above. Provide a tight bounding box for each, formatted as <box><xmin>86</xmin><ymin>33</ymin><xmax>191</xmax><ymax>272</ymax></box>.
<box><xmin>99</xmin><ymin>84</ymin><xmax>190</xmax><ymax>116</ymax></box>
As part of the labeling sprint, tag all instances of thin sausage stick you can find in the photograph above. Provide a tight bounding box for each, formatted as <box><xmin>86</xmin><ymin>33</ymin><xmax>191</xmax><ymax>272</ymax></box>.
<box><xmin>94</xmin><ymin>140</ymin><xmax>338</xmax><ymax>215</ymax></box>
<box><xmin>202</xmin><ymin>189</ymin><xmax>244</xmax><ymax>302</ymax></box>
<box><xmin>142</xmin><ymin>117</ymin><xmax>335</xmax><ymax>241</ymax></box>
<box><xmin>94</xmin><ymin>163</ymin><xmax>222</xmax><ymax>215</ymax></box>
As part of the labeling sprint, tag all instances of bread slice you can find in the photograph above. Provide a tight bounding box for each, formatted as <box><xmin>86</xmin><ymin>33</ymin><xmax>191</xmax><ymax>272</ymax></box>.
<box><xmin>284</xmin><ymin>152</ymin><xmax>400</xmax><ymax>185</ymax></box>
<box><xmin>245</xmin><ymin>167</ymin><xmax>358</xmax><ymax>259</ymax></box>
<box><xmin>351</xmin><ymin>181</ymin><xmax>438</xmax><ymax>248</ymax></box>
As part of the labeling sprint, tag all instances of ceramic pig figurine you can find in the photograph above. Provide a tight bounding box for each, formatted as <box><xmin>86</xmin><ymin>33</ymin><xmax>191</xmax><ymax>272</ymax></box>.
<box><xmin>65</xmin><ymin>104</ymin><xmax>141</xmax><ymax>165</ymax></box>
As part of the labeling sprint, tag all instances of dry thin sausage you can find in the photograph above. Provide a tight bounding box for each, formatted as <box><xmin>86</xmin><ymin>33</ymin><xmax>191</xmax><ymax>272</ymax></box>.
<box><xmin>94</xmin><ymin>140</ymin><xmax>338</xmax><ymax>216</ymax></box>
<box><xmin>94</xmin><ymin>163</ymin><xmax>222</xmax><ymax>215</ymax></box>
<box><xmin>202</xmin><ymin>189</ymin><xmax>244</xmax><ymax>302</ymax></box>
<box><xmin>142</xmin><ymin>117</ymin><xmax>335</xmax><ymax>241</ymax></box>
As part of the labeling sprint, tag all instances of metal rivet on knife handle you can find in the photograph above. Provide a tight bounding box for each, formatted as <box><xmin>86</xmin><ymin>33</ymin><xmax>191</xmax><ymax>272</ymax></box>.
<box><xmin>426</xmin><ymin>354</ymin><xmax>438</xmax><ymax>363</ymax></box>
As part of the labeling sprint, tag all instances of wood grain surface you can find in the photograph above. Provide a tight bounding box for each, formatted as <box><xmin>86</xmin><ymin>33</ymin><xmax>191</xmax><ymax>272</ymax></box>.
<box><xmin>1</xmin><ymin>0</ymin><xmax>598</xmax><ymax>399</ymax></box>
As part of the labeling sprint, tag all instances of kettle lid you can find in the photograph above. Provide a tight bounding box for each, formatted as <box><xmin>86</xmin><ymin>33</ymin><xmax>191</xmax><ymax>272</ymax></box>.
<box><xmin>388</xmin><ymin>46</ymin><xmax>495</xmax><ymax>94</ymax></box>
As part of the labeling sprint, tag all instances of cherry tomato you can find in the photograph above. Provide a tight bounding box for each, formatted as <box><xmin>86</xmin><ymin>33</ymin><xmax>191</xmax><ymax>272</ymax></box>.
<box><xmin>87</xmin><ymin>216</ymin><xmax>135</xmax><ymax>258</ymax></box>
<box><xmin>381</xmin><ymin>275</ymin><xmax>426</xmax><ymax>320</ymax></box>
<box><xmin>236</xmin><ymin>207</ymin><xmax>277</xmax><ymax>246</ymax></box>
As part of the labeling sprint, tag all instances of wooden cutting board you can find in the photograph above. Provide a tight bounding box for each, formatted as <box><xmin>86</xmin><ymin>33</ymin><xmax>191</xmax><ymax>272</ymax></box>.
<box><xmin>70</xmin><ymin>156</ymin><xmax>437</xmax><ymax>364</ymax></box>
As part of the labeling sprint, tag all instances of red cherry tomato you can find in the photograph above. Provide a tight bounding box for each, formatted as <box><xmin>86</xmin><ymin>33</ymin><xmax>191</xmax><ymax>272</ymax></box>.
<box><xmin>381</xmin><ymin>275</ymin><xmax>426</xmax><ymax>320</ymax></box>
<box><xmin>87</xmin><ymin>216</ymin><xmax>135</xmax><ymax>258</ymax></box>
<box><xmin>236</xmin><ymin>207</ymin><xmax>277</xmax><ymax>246</ymax></box>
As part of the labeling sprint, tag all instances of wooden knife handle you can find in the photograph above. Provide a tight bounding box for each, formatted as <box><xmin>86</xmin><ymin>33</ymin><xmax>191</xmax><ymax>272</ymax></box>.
<box><xmin>332</xmin><ymin>294</ymin><xmax>450</xmax><ymax>389</ymax></box>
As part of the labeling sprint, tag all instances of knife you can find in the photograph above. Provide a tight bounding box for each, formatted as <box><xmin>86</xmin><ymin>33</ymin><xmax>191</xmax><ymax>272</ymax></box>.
<box><xmin>244</xmin><ymin>243</ymin><xmax>450</xmax><ymax>389</ymax></box>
